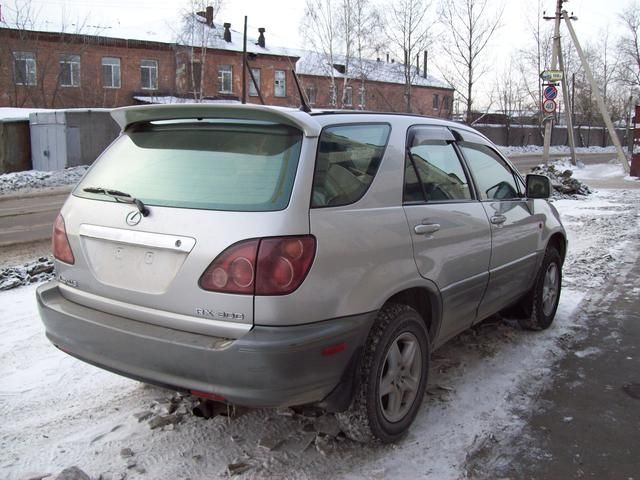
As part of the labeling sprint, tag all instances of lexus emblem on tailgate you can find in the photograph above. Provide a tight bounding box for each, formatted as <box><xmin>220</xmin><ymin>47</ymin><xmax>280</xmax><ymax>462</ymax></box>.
<box><xmin>126</xmin><ymin>210</ymin><xmax>142</xmax><ymax>226</ymax></box>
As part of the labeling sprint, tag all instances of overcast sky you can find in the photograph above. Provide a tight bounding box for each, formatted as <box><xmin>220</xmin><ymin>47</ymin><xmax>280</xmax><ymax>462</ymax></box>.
<box><xmin>2</xmin><ymin>0</ymin><xmax>629</xmax><ymax>108</ymax></box>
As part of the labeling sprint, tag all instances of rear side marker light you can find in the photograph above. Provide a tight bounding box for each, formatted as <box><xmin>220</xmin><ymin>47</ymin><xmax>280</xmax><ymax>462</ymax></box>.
<box><xmin>322</xmin><ymin>342</ymin><xmax>347</xmax><ymax>356</ymax></box>
<box><xmin>52</xmin><ymin>214</ymin><xmax>75</xmax><ymax>264</ymax></box>
<box><xmin>199</xmin><ymin>236</ymin><xmax>316</xmax><ymax>296</ymax></box>
<box><xmin>191</xmin><ymin>390</ymin><xmax>226</xmax><ymax>402</ymax></box>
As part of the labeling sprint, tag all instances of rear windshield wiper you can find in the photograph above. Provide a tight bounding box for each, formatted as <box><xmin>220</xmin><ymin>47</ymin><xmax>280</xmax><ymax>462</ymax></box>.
<box><xmin>82</xmin><ymin>187</ymin><xmax>150</xmax><ymax>216</ymax></box>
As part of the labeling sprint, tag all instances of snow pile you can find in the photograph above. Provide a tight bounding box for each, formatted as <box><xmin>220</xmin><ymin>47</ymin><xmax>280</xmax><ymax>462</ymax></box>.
<box><xmin>0</xmin><ymin>166</ymin><xmax>88</xmax><ymax>195</ymax></box>
<box><xmin>0</xmin><ymin>257</ymin><xmax>54</xmax><ymax>290</ymax></box>
<box><xmin>552</xmin><ymin>159</ymin><xmax>625</xmax><ymax>180</ymax></box>
<box><xmin>530</xmin><ymin>162</ymin><xmax>592</xmax><ymax>198</ymax></box>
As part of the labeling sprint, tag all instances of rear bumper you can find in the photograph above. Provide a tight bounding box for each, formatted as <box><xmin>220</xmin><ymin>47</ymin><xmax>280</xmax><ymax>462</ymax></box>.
<box><xmin>36</xmin><ymin>282</ymin><xmax>375</xmax><ymax>408</ymax></box>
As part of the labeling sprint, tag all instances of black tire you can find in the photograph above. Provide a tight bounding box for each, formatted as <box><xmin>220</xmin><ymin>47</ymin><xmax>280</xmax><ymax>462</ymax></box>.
<box><xmin>336</xmin><ymin>303</ymin><xmax>430</xmax><ymax>443</ymax></box>
<box><xmin>517</xmin><ymin>247</ymin><xmax>562</xmax><ymax>331</ymax></box>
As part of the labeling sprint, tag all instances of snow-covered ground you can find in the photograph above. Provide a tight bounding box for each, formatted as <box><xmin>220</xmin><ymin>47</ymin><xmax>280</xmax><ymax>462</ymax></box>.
<box><xmin>1</xmin><ymin>176</ymin><xmax>639</xmax><ymax>479</ymax></box>
<box><xmin>498</xmin><ymin>145</ymin><xmax>617</xmax><ymax>156</ymax></box>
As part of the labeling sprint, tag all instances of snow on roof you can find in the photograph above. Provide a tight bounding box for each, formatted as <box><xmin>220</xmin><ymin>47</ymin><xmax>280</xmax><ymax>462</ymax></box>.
<box><xmin>134</xmin><ymin>96</ymin><xmax>241</xmax><ymax>105</ymax></box>
<box><xmin>176</xmin><ymin>17</ymin><xmax>296</xmax><ymax>58</ymax></box>
<box><xmin>0</xmin><ymin>107</ymin><xmax>50</xmax><ymax>121</ymax></box>
<box><xmin>11</xmin><ymin>15</ymin><xmax>297</xmax><ymax>58</ymax></box>
<box><xmin>294</xmin><ymin>50</ymin><xmax>452</xmax><ymax>90</ymax></box>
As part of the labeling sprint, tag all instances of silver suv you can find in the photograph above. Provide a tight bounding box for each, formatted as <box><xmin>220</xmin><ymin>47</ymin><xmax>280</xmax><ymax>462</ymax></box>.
<box><xmin>37</xmin><ymin>104</ymin><xmax>566</xmax><ymax>443</ymax></box>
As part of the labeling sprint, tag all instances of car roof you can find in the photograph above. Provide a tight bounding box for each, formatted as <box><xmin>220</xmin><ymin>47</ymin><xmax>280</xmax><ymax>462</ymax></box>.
<box><xmin>111</xmin><ymin>103</ymin><xmax>483</xmax><ymax>141</ymax></box>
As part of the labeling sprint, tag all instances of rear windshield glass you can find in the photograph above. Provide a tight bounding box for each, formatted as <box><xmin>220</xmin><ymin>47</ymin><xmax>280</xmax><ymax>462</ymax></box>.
<box><xmin>75</xmin><ymin>121</ymin><xmax>303</xmax><ymax>211</ymax></box>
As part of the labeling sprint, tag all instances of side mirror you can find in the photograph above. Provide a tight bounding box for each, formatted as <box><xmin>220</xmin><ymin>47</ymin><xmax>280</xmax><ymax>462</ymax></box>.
<box><xmin>526</xmin><ymin>174</ymin><xmax>551</xmax><ymax>199</ymax></box>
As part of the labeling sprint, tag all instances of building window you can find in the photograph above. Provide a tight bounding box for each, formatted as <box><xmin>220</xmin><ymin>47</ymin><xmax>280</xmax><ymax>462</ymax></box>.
<box><xmin>432</xmin><ymin>94</ymin><xmax>439</xmax><ymax>110</ymax></box>
<box><xmin>274</xmin><ymin>70</ymin><xmax>286</xmax><ymax>97</ymax></box>
<box><xmin>102</xmin><ymin>57</ymin><xmax>121</xmax><ymax>88</ymax></box>
<box><xmin>443</xmin><ymin>95</ymin><xmax>450</xmax><ymax>111</ymax></box>
<box><xmin>306</xmin><ymin>85</ymin><xmax>317</xmax><ymax>105</ymax></box>
<box><xmin>13</xmin><ymin>51</ymin><xmax>36</xmax><ymax>86</ymax></box>
<box><xmin>358</xmin><ymin>86</ymin><xmax>366</xmax><ymax>109</ymax></box>
<box><xmin>344</xmin><ymin>85</ymin><xmax>353</xmax><ymax>107</ymax></box>
<box><xmin>249</xmin><ymin>68</ymin><xmax>260</xmax><ymax>96</ymax></box>
<box><xmin>59</xmin><ymin>54</ymin><xmax>80</xmax><ymax>87</ymax></box>
<box><xmin>141</xmin><ymin>60</ymin><xmax>158</xmax><ymax>90</ymax></box>
<box><xmin>218</xmin><ymin>64</ymin><xmax>232</xmax><ymax>93</ymax></box>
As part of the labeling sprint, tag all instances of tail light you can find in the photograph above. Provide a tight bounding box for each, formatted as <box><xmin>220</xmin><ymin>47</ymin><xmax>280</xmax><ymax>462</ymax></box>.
<box><xmin>199</xmin><ymin>236</ymin><xmax>316</xmax><ymax>295</ymax></box>
<box><xmin>199</xmin><ymin>239</ymin><xmax>259</xmax><ymax>294</ymax></box>
<box><xmin>52</xmin><ymin>214</ymin><xmax>75</xmax><ymax>264</ymax></box>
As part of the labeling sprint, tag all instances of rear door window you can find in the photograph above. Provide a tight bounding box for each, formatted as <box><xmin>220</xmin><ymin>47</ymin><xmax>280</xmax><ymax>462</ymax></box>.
<box><xmin>311</xmin><ymin>123</ymin><xmax>390</xmax><ymax>207</ymax></box>
<box><xmin>75</xmin><ymin>121</ymin><xmax>303</xmax><ymax>211</ymax></box>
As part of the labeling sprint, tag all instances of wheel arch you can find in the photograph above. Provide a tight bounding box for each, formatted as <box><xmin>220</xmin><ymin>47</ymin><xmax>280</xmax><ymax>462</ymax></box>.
<box><xmin>547</xmin><ymin>231</ymin><xmax>567</xmax><ymax>265</ymax></box>
<box><xmin>385</xmin><ymin>286</ymin><xmax>441</xmax><ymax>345</ymax></box>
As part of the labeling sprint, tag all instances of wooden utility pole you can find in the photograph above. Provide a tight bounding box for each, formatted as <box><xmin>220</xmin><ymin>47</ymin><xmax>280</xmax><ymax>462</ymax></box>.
<box><xmin>542</xmin><ymin>0</ymin><xmax>563</xmax><ymax>164</ymax></box>
<box><xmin>542</xmin><ymin>0</ymin><xmax>577</xmax><ymax>165</ymax></box>
<box><xmin>562</xmin><ymin>11</ymin><xmax>630</xmax><ymax>172</ymax></box>
<box><xmin>556</xmin><ymin>32</ymin><xmax>578</xmax><ymax>165</ymax></box>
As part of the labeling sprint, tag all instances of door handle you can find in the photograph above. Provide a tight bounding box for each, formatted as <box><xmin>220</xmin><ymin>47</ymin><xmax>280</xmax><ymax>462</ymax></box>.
<box><xmin>490</xmin><ymin>215</ymin><xmax>506</xmax><ymax>225</ymax></box>
<box><xmin>414</xmin><ymin>223</ymin><xmax>441</xmax><ymax>235</ymax></box>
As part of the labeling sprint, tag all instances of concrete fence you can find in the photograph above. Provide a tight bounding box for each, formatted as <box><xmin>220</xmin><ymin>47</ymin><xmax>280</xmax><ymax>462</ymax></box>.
<box><xmin>473</xmin><ymin>124</ymin><xmax>627</xmax><ymax>148</ymax></box>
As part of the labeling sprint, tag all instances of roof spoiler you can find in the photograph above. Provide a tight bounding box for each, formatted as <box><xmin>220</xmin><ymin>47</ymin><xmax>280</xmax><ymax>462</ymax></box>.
<box><xmin>110</xmin><ymin>104</ymin><xmax>320</xmax><ymax>136</ymax></box>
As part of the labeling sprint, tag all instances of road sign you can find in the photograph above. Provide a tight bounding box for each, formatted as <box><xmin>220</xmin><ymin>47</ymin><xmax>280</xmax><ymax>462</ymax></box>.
<box><xmin>540</xmin><ymin>70</ymin><xmax>563</xmax><ymax>82</ymax></box>
<box><xmin>542</xmin><ymin>99</ymin><xmax>557</xmax><ymax>114</ymax></box>
<box><xmin>543</xmin><ymin>85</ymin><xmax>558</xmax><ymax>100</ymax></box>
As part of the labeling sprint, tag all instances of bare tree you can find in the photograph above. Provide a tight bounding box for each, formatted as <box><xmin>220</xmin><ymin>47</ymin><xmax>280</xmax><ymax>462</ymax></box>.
<box><xmin>302</xmin><ymin>0</ymin><xmax>340</xmax><ymax>106</ymax></box>
<box><xmin>438</xmin><ymin>0</ymin><xmax>502</xmax><ymax>123</ymax></box>
<box><xmin>177</xmin><ymin>0</ymin><xmax>224</xmax><ymax>102</ymax></box>
<box><xmin>383</xmin><ymin>0</ymin><xmax>432</xmax><ymax>112</ymax></box>
<box><xmin>496</xmin><ymin>56</ymin><xmax>526</xmax><ymax>144</ymax></box>
<box><xmin>618</xmin><ymin>1</ymin><xmax>640</xmax><ymax>88</ymax></box>
<box><xmin>302</xmin><ymin>0</ymin><xmax>380</xmax><ymax>108</ymax></box>
<box><xmin>515</xmin><ymin>0</ymin><xmax>553</xmax><ymax>129</ymax></box>
<box><xmin>1</xmin><ymin>0</ymin><xmax>104</xmax><ymax>107</ymax></box>
<box><xmin>352</xmin><ymin>0</ymin><xmax>377</xmax><ymax>108</ymax></box>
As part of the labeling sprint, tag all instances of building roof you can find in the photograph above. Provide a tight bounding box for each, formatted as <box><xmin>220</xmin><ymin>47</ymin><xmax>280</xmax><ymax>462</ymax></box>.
<box><xmin>294</xmin><ymin>50</ymin><xmax>452</xmax><ymax>90</ymax></box>
<box><xmin>174</xmin><ymin>16</ymin><xmax>296</xmax><ymax>58</ymax></box>
<box><xmin>2</xmin><ymin>15</ymin><xmax>451</xmax><ymax>89</ymax></box>
<box><xmin>0</xmin><ymin>15</ymin><xmax>296</xmax><ymax>58</ymax></box>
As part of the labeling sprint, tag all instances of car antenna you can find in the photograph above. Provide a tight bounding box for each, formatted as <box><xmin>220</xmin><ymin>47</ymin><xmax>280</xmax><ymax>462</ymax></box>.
<box><xmin>291</xmin><ymin>69</ymin><xmax>311</xmax><ymax>113</ymax></box>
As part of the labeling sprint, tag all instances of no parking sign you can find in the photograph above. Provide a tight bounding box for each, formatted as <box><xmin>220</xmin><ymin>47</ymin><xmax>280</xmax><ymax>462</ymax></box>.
<box><xmin>544</xmin><ymin>85</ymin><xmax>558</xmax><ymax>101</ymax></box>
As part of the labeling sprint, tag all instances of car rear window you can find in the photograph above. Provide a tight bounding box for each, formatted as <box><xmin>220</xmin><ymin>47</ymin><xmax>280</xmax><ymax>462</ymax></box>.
<box><xmin>75</xmin><ymin>121</ymin><xmax>303</xmax><ymax>211</ymax></box>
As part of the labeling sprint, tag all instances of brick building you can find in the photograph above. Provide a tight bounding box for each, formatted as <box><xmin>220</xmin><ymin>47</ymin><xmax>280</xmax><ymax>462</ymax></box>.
<box><xmin>295</xmin><ymin>51</ymin><xmax>453</xmax><ymax>116</ymax></box>
<box><xmin>0</xmin><ymin>9</ymin><xmax>453</xmax><ymax>117</ymax></box>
